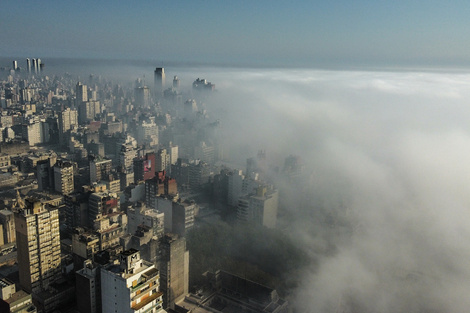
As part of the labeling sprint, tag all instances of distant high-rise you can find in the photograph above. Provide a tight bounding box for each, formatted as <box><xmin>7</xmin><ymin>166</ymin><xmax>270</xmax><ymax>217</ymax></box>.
<box><xmin>26</xmin><ymin>58</ymin><xmax>31</xmax><ymax>72</ymax></box>
<box><xmin>172</xmin><ymin>75</ymin><xmax>180</xmax><ymax>89</ymax></box>
<box><xmin>12</xmin><ymin>61</ymin><xmax>18</xmax><ymax>71</ymax></box>
<box><xmin>58</xmin><ymin>107</ymin><xmax>78</xmax><ymax>143</ymax></box>
<box><xmin>32</xmin><ymin>59</ymin><xmax>37</xmax><ymax>73</ymax></box>
<box><xmin>135</xmin><ymin>86</ymin><xmax>150</xmax><ymax>108</ymax></box>
<box><xmin>156</xmin><ymin>148</ymin><xmax>170</xmax><ymax>173</ymax></box>
<box><xmin>154</xmin><ymin>67</ymin><xmax>165</xmax><ymax>98</ymax></box>
<box><xmin>76</xmin><ymin>82</ymin><xmax>88</xmax><ymax>105</ymax></box>
<box><xmin>15</xmin><ymin>198</ymin><xmax>61</xmax><ymax>294</ymax></box>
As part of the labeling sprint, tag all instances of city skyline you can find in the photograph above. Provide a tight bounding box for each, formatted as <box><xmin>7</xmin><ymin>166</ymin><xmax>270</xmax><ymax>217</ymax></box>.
<box><xmin>2</xmin><ymin>1</ymin><xmax>470</xmax><ymax>68</ymax></box>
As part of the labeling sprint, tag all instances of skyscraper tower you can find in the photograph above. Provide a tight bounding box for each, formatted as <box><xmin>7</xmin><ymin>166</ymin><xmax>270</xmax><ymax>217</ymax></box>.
<box><xmin>173</xmin><ymin>75</ymin><xmax>180</xmax><ymax>89</ymax></box>
<box><xmin>26</xmin><ymin>58</ymin><xmax>31</xmax><ymax>72</ymax></box>
<box><xmin>12</xmin><ymin>61</ymin><xmax>18</xmax><ymax>71</ymax></box>
<box><xmin>154</xmin><ymin>67</ymin><xmax>165</xmax><ymax>98</ymax></box>
<box><xmin>15</xmin><ymin>198</ymin><xmax>61</xmax><ymax>294</ymax></box>
<box><xmin>32</xmin><ymin>59</ymin><xmax>37</xmax><ymax>73</ymax></box>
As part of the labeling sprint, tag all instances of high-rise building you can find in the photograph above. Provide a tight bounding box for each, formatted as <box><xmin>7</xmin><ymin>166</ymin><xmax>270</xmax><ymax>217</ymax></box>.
<box><xmin>156</xmin><ymin>148</ymin><xmax>170</xmax><ymax>173</ymax></box>
<box><xmin>75</xmin><ymin>260</ymin><xmax>101</xmax><ymax>313</ymax></box>
<box><xmin>0</xmin><ymin>209</ymin><xmax>16</xmax><ymax>245</ymax></box>
<box><xmin>79</xmin><ymin>100</ymin><xmax>101</xmax><ymax>124</ymax></box>
<box><xmin>32</xmin><ymin>58</ymin><xmax>37</xmax><ymax>73</ymax></box>
<box><xmin>89</xmin><ymin>156</ymin><xmax>112</xmax><ymax>183</ymax></box>
<box><xmin>145</xmin><ymin>171</ymin><xmax>177</xmax><ymax>209</ymax></box>
<box><xmin>227</xmin><ymin>169</ymin><xmax>244</xmax><ymax>207</ymax></box>
<box><xmin>58</xmin><ymin>108</ymin><xmax>78</xmax><ymax>143</ymax></box>
<box><xmin>171</xmin><ymin>200</ymin><xmax>195</xmax><ymax>237</ymax></box>
<box><xmin>134</xmin><ymin>152</ymin><xmax>156</xmax><ymax>183</ymax></box>
<box><xmin>135</xmin><ymin>119</ymin><xmax>159</xmax><ymax>146</ymax></box>
<box><xmin>53</xmin><ymin>159</ymin><xmax>75</xmax><ymax>195</ymax></box>
<box><xmin>76</xmin><ymin>82</ymin><xmax>88</xmax><ymax>105</ymax></box>
<box><xmin>237</xmin><ymin>185</ymin><xmax>279</xmax><ymax>229</ymax></box>
<box><xmin>101</xmin><ymin>249</ymin><xmax>165</xmax><ymax>313</ymax></box>
<box><xmin>159</xmin><ymin>234</ymin><xmax>189</xmax><ymax>310</ymax></box>
<box><xmin>154</xmin><ymin>67</ymin><xmax>165</xmax><ymax>98</ymax></box>
<box><xmin>12</xmin><ymin>61</ymin><xmax>18</xmax><ymax>71</ymax></box>
<box><xmin>88</xmin><ymin>191</ymin><xmax>119</xmax><ymax>227</ymax></box>
<box><xmin>26</xmin><ymin>58</ymin><xmax>31</xmax><ymax>72</ymax></box>
<box><xmin>64</xmin><ymin>191</ymin><xmax>90</xmax><ymax>232</ymax></box>
<box><xmin>135</xmin><ymin>86</ymin><xmax>150</xmax><ymax>108</ymax></box>
<box><xmin>36</xmin><ymin>160</ymin><xmax>50</xmax><ymax>191</ymax></box>
<box><xmin>15</xmin><ymin>198</ymin><xmax>61</xmax><ymax>294</ymax></box>
<box><xmin>127</xmin><ymin>202</ymin><xmax>165</xmax><ymax>240</ymax></box>
<box><xmin>172</xmin><ymin>75</ymin><xmax>180</xmax><ymax>89</ymax></box>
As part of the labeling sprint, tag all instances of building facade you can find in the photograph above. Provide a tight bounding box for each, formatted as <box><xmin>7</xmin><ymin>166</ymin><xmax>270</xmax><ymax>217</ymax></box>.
<box><xmin>101</xmin><ymin>249</ymin><xmax>165</xmax><ymax>313</ymax></box>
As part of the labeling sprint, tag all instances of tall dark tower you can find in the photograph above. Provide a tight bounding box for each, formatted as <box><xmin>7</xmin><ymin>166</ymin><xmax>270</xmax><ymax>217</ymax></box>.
<box><xmin>154</xmin><ymin>67</ymin><xmax>165</xmax><ymax>98</ymax></box>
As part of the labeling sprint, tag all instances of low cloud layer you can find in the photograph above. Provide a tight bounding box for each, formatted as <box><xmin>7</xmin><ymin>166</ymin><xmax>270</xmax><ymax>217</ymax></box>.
<box><xmin>197</xmin><ymin>69</ymin><xmax>470</xmax><ymax>312</ymax></box>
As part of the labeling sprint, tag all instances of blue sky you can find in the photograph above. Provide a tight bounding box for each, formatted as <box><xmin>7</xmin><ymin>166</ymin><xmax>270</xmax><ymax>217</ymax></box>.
<box><xmin>2</xmin><ymin>0</ymin><xmax>470</xmax><ymax>67</ymax></box>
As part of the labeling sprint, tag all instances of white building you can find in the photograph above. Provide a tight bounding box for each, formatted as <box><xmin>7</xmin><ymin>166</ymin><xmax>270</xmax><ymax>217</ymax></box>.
<box><xmin>127</xmin><ymin>202</ymin><xmax>165</xmax><ymax>239</ymax></box>
<box><xmin>237</xmin><ymin>185</ymin><xmax>279</xmax><ymax>229</ymax></box>
<box><xmin>136</xmin><ymin>119</ymin><xmax>158</xmax><ymax>146</ymax></box>
<box><xmin>101</xmin><ymin>249</ymin><xmax>166</xmax><ymax>313</ymax></box>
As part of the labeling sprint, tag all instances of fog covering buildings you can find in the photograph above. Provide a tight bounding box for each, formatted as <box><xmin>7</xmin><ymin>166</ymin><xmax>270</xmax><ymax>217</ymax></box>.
<box><xmin>2</xmin><ymin>58</ymin><xmax>469</xmax><ymax>312</ymax></box>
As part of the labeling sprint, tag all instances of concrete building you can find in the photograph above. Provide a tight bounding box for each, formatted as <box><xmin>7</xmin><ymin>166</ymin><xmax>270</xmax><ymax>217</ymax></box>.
<box><xmin>172</xmin><ymin>200</ymin><xmax>196</xmax><ymax>237</ymax></box>
<box><xmin>192</xmin><ymin>78</ymin><xmax>215</xmax><ymax>92</ymax></box>
<box><xmin>154</xmin><ymin>68</ymin><xmax>165</xmax><ymax>98</ymax></box>
<box><xmin>88</xmin><ymin>191</ymin><xmax>119</xmax><ymax>227</ymax></box>
<box><xmin>89</xmin><ymin>156</ymin><xmax>112</xmax><ymax>183</ymax></box>
<box><xmin>227</xmin><ymin>169</ymin><xmax>244</xmax><ymax>207</ymax></box>
<box><xmin>159</xmin><ymin>234</ymin><xmax>189</xmax><ymax>310</ymax></box>
<box><xmin>79</xmin><ymin>100</ymin><xmax>101</xmax><ymax>124</ymax></box>
<box><xmin>0</xmin><ymin>290</ymin><xmax>37</xmax><ymax>313</ymax></box>
<box><xmin>15</xmin><ymin>199</ymin><xmax>61</xmax><ymax>294</ymax></box>
<box><xmin>134</xmin><ymin>152</ymin><xmax>156</xmax><ymax>183</ymax></box>
<box><xmin>0</xmin><ymin>277</ymin><xmax>15</xmax><ymax>300</ymax></box>
<box><xmin>145</xmin><ymin>171</ymin><xmax>177</xmax><ymax>208</ymax></box>
<box><xmin>58</xmin><ymin>108</ymin><xmax>78</xmax><ymax>143</ymax></box>
<box><xmin>53</xmin><ymin>159</ymin><xmax>75</xmax><ymax>195</ymax></box>
<box><xmin>65</xmin><ymin>191</ymin><xmax>90</xmax><ymax>232</ymax></box>
<box><xmin>75</xmin><ymin>259</ymin><xmax>101</xmax><ymax>313</ymax></box>
<box><xmin>0</xmin><ymin>209</ymin><xmax>15</xmax><ymax>245</ymax></box>
<box><xmin>135</xmin><ymin>86</ymin><xmax>151</xmax><ymax>108</ymax></box>
<box><xmin>76</xmin><ymin>82</ymin><xmax>88</xmax><ymax>106</ymax></box>
<box><xmin>136</xmin><ymin>119</ymin><xmax>159</xmax><ymax>147</ymax></box>
<box><xmin>101</xmin><ymin>249</ymin><xmax>165</xmax><ymax>313</ymax></box>
<box><xmin>237</xmin><ymin>185</ymin><xmax>279</xmax><ymax>229</ymax></box>
<box><xmin>156</xmin><ymin>148</ymin><xmax>170</xmax><ymax>173</ymax></box>
<box><xmin>127</xmin><ymin>202</ymin><xmax>165</xmax><ymax>240</ymax></box>
<box><xmin>72</xmin><ymin>228</ymin><xmax>100</xmax><ymax>270</ymax></box>
<box><xmin>174</xmin><ymin>270</ymin><xmax>288</xmax><ymax>313</ymax></box>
